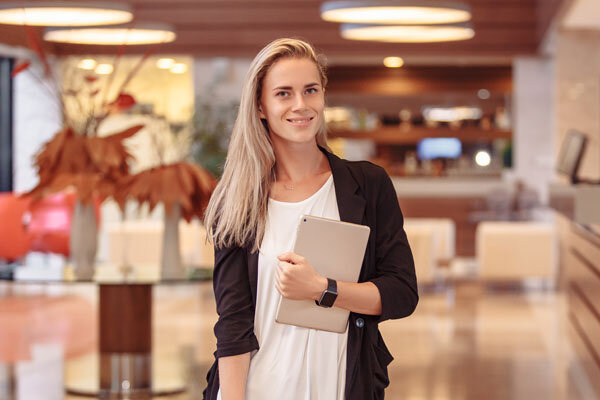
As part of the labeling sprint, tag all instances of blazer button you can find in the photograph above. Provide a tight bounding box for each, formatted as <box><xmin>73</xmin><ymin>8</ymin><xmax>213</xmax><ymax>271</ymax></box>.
<box><xmin>356</xmin><ymin>318</ymin><xmax>364</xmax><ymax>328</ymax></box>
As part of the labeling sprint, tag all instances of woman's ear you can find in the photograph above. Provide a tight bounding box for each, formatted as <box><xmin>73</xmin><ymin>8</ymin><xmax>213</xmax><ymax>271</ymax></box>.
<box><xmin>258</xmin><ymin>104</ymin><xmax>266</xmax><ymax>119</ymax></box>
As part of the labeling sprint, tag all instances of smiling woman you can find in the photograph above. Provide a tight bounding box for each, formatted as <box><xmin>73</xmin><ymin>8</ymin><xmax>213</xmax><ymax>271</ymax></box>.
<box><xmin>202</xmin><ymin>38</ymin><xmax>418</xmax><ymax>400</ymax></box>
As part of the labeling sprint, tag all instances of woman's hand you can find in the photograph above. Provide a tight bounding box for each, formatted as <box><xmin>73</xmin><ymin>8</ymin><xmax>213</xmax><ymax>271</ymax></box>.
<box><xmin>275</xmin><ymin>252</ymin><xmax>327</xmax><ymax>301</ymax></box>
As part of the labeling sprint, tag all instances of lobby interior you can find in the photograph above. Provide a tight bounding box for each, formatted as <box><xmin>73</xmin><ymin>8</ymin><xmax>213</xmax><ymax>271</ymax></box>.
<box><xmin>1</xmin><ymin>0</ymin><xmax>600</xmax><ymax>399</ymax></box>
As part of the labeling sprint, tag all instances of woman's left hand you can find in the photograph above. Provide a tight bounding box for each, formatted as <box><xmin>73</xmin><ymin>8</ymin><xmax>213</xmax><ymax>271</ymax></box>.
<box><xmin>275</xmin><ymin>252</ymin><xmax>327</xmax><ymax>301</ymax></box>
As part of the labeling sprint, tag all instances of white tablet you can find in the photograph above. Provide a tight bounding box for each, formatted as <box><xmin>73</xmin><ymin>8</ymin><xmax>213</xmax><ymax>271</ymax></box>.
<box><xmin>275</xmin><ymin>214</ymin><xmax>370</xmax><ymax>333</ymax></box>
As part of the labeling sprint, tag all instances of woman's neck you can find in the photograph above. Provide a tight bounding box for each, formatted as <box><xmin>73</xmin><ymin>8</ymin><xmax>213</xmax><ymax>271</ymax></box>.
<box><xmin>272</xmin><ymin>140</ymin><xmax>328</xmax><ymax>183</ymax></box>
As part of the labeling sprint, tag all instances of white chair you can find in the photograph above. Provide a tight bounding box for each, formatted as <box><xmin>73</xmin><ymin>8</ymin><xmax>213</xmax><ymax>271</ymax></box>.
<box><xmin>476</xmin><ymin>221</ymin><xmax>556</xmax><ymax>282</ymax></box>
<box><xmin>403</xmin><ymin>224</ymin><xmax>437</xmax><ymax>285</ymax></box>
<box><xmin>104</xmin><ymin>219</ymin><xmax>214</xmax><ymax>277</ymax></box>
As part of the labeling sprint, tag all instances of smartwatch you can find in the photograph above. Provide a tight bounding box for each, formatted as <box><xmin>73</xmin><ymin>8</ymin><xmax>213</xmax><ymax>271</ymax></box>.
<box><xmin>315</xmin><ymin>278</ymin><xmax>338</xmax><ymax>308</ymax></box>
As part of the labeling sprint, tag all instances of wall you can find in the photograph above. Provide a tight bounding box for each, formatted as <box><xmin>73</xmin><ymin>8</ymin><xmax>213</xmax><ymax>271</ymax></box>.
<box><xmin>512</xmin><ymin>56</ymin><xmax>556</xmax><ymax>204</ymax></box>
<box><xmin>555</xmin><ymin>29</ymin><xmax>600</xmax><ymax>181</ymax></box>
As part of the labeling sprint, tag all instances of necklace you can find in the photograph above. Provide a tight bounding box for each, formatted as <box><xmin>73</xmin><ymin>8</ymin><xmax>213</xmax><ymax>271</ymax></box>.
<box><xmin>283</xmin><ymin>183</ymin><xmax>295</xmax><ymax>190</ymax></box>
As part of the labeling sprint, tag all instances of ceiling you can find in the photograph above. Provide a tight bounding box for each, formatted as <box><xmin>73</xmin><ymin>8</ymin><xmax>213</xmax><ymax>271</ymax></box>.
<box><xmin>0</xmin><ymin>0</ymin><xmax>565</xmax><ymax>64</ymax></box>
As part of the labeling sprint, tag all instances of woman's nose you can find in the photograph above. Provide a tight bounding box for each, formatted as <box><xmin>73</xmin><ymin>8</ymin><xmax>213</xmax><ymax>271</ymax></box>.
<box><xmin>292</xmin><ymin>94</ymin><xmax>307</xmax><ymax>111</ymax></box>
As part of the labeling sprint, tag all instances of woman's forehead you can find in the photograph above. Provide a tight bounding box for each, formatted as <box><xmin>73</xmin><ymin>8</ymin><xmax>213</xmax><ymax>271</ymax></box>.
<box><xmin>263</xmin><ymin>58</ymin><xmax>321</xmax><ymax>88</ymax></box>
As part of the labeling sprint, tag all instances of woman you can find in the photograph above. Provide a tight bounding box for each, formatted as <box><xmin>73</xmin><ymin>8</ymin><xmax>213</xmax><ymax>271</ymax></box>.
<box><xmin>203</xmin><ymin>38</ymin><xmax>418</xmax><ymax>400</ymax></box>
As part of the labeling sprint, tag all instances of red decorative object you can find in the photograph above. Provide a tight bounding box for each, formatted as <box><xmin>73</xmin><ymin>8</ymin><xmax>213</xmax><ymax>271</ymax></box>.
<box><xmin>0</xmin><ymin>193</ymin><xmax>32</xmax><ymax>261</ymax></box>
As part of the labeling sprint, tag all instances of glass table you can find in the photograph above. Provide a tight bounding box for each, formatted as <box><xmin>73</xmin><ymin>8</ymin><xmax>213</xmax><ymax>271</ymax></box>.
<box><xmin>0</xmin><ymin>266</ymin><xmax>212</xmax><ymax>398</ymax></box>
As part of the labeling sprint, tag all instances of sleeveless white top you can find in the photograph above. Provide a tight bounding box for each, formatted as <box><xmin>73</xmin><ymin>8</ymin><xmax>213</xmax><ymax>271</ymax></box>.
<box><xmin>217</xmin><ymin>174</ymin><xmax>348</xmax><ymax>400</ymax></box>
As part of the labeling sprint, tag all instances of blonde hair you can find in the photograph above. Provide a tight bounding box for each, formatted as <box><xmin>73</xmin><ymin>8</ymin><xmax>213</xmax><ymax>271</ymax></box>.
<box><xmin>204</xmin><ymin>38</ymin><xmax>330</xmax><ymax>251</ymax></box>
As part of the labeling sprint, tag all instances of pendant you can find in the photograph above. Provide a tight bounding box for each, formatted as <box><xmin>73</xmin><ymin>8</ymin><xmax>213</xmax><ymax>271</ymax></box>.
<box><xmin>283</xmin><ymin>184</ymin><xmax>295</xmax><ymax>190</ymax></box>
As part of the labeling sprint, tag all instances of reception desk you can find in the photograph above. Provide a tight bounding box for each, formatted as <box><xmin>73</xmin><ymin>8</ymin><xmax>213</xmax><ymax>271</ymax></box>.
<box><xmin>552</xmin><ymin>185</ymin><xmax>600</xmax><ymax>397</ymax></box>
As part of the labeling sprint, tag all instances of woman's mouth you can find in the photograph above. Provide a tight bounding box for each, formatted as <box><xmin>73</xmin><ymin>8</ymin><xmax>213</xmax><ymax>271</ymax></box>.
<box><xmin>286</xmin><ymin>116</ymin><xmax>314</xmax><ymax>126</ymax></box>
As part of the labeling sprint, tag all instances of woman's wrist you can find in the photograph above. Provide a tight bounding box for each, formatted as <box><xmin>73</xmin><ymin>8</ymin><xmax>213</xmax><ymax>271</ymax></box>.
<box><xmin>313</xmin><ymin>275</ymin><xmax>328</xmax><ymax>301</ymax></box>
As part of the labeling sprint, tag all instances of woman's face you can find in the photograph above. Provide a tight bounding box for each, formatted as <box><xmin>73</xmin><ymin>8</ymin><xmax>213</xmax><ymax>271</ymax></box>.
<box><xmin>259</xmin><ymin>57</ymin><xmax>325</xmax><ymax>146</ymax></box>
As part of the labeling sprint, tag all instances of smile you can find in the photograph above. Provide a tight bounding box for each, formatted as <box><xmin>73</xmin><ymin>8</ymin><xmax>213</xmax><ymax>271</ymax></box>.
<box><xmin>286</xmin><ymin>117</ymin><xmax>314</xmax><ymax>124</ymax></box>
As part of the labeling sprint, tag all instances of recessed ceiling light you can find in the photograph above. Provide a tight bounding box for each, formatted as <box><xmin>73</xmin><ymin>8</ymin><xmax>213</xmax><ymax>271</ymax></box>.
<box><xmin>340</xmin><ymin>22</ymin><xmax>474</xmax><ymax>43</ymax></box>
<box><xmin>156</xmin><ymin>58</ymin><xmax>175</xmax><ymax>69</ymax></box>
<box><xmin>0</xmin><ymin>2</ymin><xmax>132</xmax><ymax>26</ymax></box>
<box><xmin>321</xmin><ymin>1</ymin><xmax>471</xmax><ymax>24</ymax></box>
<box><xmin>95</xmin><ymin>63</ymin><xmax>113</xmax><ymax>75</ymax></box>
<box><xmin>383</xmin><ymin>56</ymin><xmax>404</xmax><ymax>68</ymax></box>
<box><xmin>44</xmin><ymin>23</ymin><xmax>176</xmax><ymax>45</ymax></box>
<box><xmin>77</xmin><ymin>58</ymin><xmax>97</xmax><ymax>70</ymax></box>
<box><xmin>170</xmin><ymin>63</ymin><xmax>188</xmax><ymax>74</ymax></box>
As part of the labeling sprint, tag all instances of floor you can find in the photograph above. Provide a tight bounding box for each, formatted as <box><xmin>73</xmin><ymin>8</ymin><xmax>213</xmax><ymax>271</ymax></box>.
<box><xmin>0</xmin><ymin>281</ymin><xmax>594</xmax><ymax>400</ymax></box>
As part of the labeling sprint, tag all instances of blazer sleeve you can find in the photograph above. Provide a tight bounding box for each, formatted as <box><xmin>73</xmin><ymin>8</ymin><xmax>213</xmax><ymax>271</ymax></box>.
<box><xmin>368</xmin><ymin>168</ymin><xmax>419</xmax><ymax>322</ymax></box>
<box><xmin>212</xmin><ymin>244</ymin><xmax>259</xmax><ymax>358</ymax></box>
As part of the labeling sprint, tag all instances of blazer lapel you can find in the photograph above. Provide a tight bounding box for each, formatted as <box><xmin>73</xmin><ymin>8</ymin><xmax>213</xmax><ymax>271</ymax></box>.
<box><xmin>322</xmin><ymin>148</ymin><xmax>366</xmax><ymax>225</ymax></box>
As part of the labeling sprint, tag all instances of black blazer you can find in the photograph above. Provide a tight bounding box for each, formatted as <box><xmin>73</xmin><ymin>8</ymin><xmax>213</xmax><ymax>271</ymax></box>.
<box><xmin>203</xmin><ymin>148</ymin><xmax>418</xmax><ymax>400</ymax></box>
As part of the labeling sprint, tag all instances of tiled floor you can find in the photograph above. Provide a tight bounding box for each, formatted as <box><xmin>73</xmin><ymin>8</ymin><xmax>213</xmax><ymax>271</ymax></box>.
<box><xmin>0</xmin><ymin>281</ymin><xmax>593</xmax><ymax>399</ymax></box>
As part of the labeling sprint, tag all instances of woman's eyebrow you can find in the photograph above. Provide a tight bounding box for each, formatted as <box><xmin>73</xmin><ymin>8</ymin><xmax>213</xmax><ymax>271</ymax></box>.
<box><xmin>272</xmin><ymin>82</ymin><xmax>320</xmax><ymax>91</ymax></box>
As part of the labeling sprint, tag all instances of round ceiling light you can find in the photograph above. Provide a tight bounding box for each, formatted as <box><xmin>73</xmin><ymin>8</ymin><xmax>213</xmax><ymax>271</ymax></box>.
<box><xmin>383</xmin><ymin>56</ymin><xmax>404</xmax><ymax>68</ymax></box>
<box><xmin>0</xmin><ymin>2</ymin><xmax>132</xmax><ymax>26</ymax></box>
<box><xmin>321</xmin><ymin>1</ymin><xmax>471</xmax><ymax>24</ymax></box>
<box><xmin>340</xmin><ymin>22</ymin><xmax>474</xmax><ymax>43</ymax></box>
<box><xmin>44</xmin><ymin>23</ymin><xmax>177</xmax><ymax>45</ymax></box>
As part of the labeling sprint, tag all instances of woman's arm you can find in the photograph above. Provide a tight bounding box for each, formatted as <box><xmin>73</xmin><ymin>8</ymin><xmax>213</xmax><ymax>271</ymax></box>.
<box><xmin>275</xmin><ymin>253</ymin><xmax>382</xmax><ymax>315</ymax></box>
<box><xmin>219</xmin><ymin>352</ymin><xmax>251</xmax><ymax>400</ymax></box>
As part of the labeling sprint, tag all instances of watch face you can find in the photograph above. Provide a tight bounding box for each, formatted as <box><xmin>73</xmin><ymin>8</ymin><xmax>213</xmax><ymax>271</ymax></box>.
<box><xmin>320</xmin><ymin>290</ymin><xmax>337</xmax><ymax>308</ymax></box>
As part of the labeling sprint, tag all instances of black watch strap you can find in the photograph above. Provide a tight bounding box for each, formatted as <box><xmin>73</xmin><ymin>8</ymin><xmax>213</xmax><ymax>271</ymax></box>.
<box><xmin>315</xmin><ymin>278</ymin><xmax>338</xmax><ymax>308</ymax></box>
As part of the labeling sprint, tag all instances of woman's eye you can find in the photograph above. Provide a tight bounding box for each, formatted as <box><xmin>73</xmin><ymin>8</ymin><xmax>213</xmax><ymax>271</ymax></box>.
<box><xmin>306</xmin><ymin>87</ymin><xmax>318</xmax><ymax>94</ymax></box>
<box><xmin>276</xmin><ymin>91</ymin><xmax>289</xmax><ymax>97</ymax></box>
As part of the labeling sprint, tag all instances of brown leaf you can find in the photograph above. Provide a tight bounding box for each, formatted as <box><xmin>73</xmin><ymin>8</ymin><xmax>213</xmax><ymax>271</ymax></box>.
<box><xmin>11</xmin><ymin>61</ymin><xmax>31</xmax><ymax>77</ymax></box>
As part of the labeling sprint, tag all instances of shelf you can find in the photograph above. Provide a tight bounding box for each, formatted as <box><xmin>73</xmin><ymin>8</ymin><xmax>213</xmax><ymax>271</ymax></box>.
<box><xmin>328</xmin><ymin>126</ymin><xmax>511</xmax><ymax>144</ymax></box>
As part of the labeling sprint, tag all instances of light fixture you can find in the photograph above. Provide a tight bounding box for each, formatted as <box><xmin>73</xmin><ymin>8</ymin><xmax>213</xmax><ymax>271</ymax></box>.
<box><xmin>156</xmin><ymin>58</ymin><xmax>175</xmax><ymax>69</ymax></box>
<box><xmin>77</xmin><ymin>58</ymin><xmax>97</xmax><ymax>70</ymax></box>
<box><xmin>0</xmin><ymin>2</ymin><xmax>132</xmax><ymax>26</ymax></box>
<box><xmin>44</xmin><ymin>23</ymin><xmax>176</xmax><ymax>45</ymax></box>
<box><xmin>475</xmin><ymin>150</ymin><xmax>491</xmax><ymax>167</ymax></box>
<box><xmin>95</xmin><ymin>63</ymin><xmax>113</xmax><ymax>75</ymax></box>
<box><xmin>383</xmin><ymin>56</ymin><xmax>404</xmax><ymax>68</ymax></box>
<box><xmin>422</xmin><ymin>106</ymin><xmax>482</xmax><ymax>122</ymax></box>
<box><xmin>170</xmin><ymin>63</ymin><xmax>188</xmax><ymax>74</ymax></box>
<box><xmin>477</xmin><ymin>89</ymin><xmax>490</xmax><ymax>100</ymax></box>
<box><xmin>321</xmin><ymin>1</ymin><xmax>471</xmax><ymax>24</ymax></box>
<box><xmin>341</xmin><ymin>22</ymin><xmax>474</xmax><ymax>43</ymax></box>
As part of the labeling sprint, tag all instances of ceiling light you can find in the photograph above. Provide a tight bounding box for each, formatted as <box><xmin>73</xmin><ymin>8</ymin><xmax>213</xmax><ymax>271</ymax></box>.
<box><xmin>341</xmin><ymin>22</ymin><xmax>474</xmax><ymax>43</ymax></box>
<box><xmin>383</xmin><ymin>56</ymin><xmax>404</xmax><ymax>68</ymax></box>
<box><xmin>321</xmin><ymin>1</ymin><xmax>471</xmax><ymax>24</ymax></box>
<box><xmin>0</xmin><ymin>2</ymin><xmax>132</xmax><ymax>26</ymax></box>
<box><xmin>77</xmin><ymin>58</ymin><xmax>97</xmax><ymax>70</ymax></box>
<box><xmin>156</xmin><ymin>58</ymin><xmax>175</xmax><ymax>69</ymax></box>
<box><xmin>95</xmin><ymin>63</ymin><xmax>113</xmax><ymax>75</ymax></box>
<box><xmin>44</xmin><ymin>23</ymin><xmax>176</xmax><ymax>45</ymax></box>
<box><xmin>170</xmin><ymin>63</ymin><xmax>188</xmax><ymax>74</ymax></box>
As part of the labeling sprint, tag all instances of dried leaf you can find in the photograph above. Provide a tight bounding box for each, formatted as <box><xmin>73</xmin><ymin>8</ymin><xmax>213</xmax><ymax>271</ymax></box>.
<box><xmin>11</xmin><ymin>61</ymin><xmax>31</xmax><ymax>77</ymax></box>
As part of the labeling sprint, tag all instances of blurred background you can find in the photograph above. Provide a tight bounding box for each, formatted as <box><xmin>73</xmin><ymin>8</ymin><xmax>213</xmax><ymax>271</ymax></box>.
<box><xmin>0</xmin><ymin>0</ymin><xmax>600</xmax><ymax>399</ymax></box>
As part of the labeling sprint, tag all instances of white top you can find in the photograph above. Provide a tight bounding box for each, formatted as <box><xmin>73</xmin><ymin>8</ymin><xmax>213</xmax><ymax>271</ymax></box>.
<box><xmin>217</xmin><ymin>174</ymin><xmax>348</xmax><ymax>400</ymax></box>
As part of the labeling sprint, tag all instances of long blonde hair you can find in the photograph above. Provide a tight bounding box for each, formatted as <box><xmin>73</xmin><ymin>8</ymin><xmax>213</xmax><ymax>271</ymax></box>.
<box><xmin>204</xmin><ymin>38</ymin><xmax>330</xmax><ymax>251</ymax></box>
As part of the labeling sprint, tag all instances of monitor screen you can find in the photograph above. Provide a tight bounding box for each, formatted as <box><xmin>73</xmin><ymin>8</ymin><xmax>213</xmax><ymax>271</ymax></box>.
<box><xmin>557</xmin><ymin>130</ymin><xmax>587</xmax><ymax>182</ymax></box>
<box><xmin>417</xmin><ymin>138</ymin><xmax>462</xmax><ymax>160</ymax></box>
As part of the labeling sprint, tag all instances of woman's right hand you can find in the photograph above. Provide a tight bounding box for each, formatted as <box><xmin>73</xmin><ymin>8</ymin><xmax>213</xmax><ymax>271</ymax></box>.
<box><xmin>218</xmin><ymin>352</ymin><xmax>251</xmax><ymax>400</ymax></box>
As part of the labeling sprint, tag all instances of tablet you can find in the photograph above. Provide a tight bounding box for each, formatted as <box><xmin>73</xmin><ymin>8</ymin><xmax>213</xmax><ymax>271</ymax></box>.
<box><xmin>275</xmin><ymin>214</ymin><xmax>370</xmax><ymax>333</ymax></box>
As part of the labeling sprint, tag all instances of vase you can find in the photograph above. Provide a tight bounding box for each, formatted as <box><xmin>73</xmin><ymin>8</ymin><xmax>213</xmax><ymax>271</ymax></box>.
<box><xmin>70</xmin><ymin>200</ymin><xmax>97</xmax><ymax>279</ymax></box>
<box><xmin>161</xmin><ymin>203</ymin><xmax>184</xmax><ymax>280</ymax></box>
